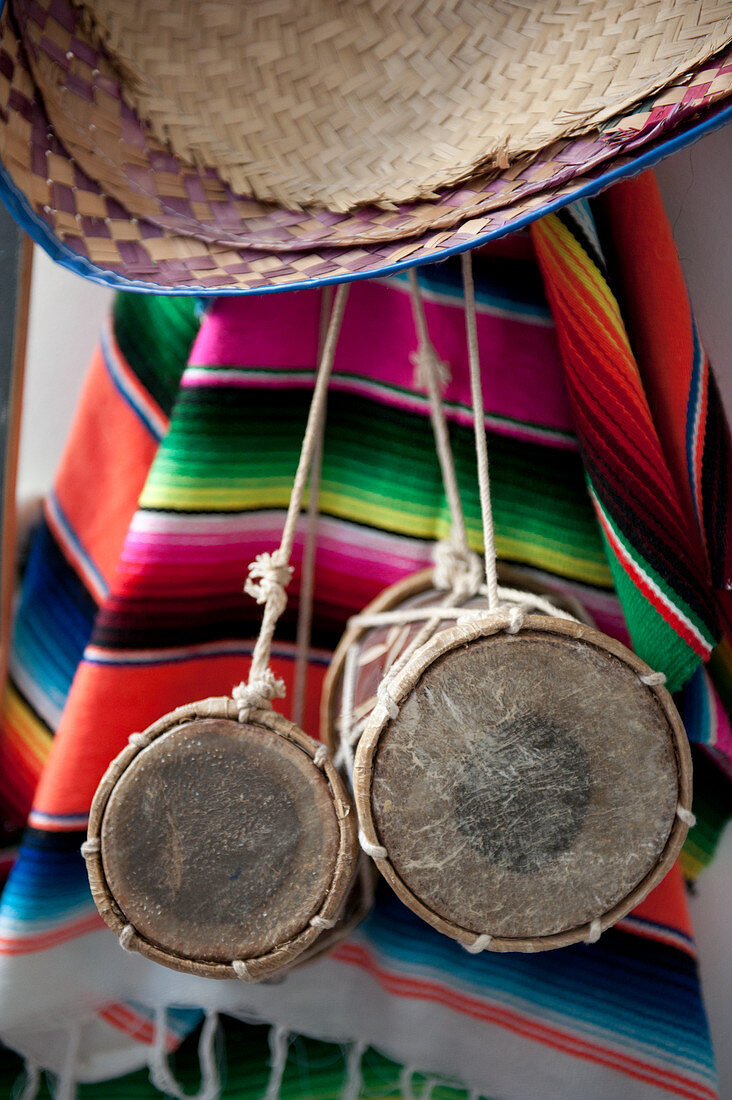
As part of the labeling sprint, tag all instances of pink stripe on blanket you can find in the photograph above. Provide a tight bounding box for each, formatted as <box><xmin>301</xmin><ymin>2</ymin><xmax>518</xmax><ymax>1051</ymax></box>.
<box><xmin>190</xmin><ymin>281</ymin><xmax>574</xmax><ymax>435</ymax></box>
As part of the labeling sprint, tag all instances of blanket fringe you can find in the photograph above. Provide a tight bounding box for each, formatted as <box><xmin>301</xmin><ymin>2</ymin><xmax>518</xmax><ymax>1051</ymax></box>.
<box><xmin>399</xmin><ymin>1064</ymin><xmax>418</xmax><ymax>1100</ymax></box>
<box><xmin>15</xmin><ymin>1021</ymin><xmax>482</xmax><ymax>1100</ymax></box>
<box><xmin>15</xmin><ymin>1060</ymin><xmax>41</xmax><ymax>1100</ymax></box>
<box><xmin>340</xmin><ymin>1040</ymin><xmax>367</xmax><ymax>1100</ymax></box>
<box><xmin>149</xmin><ymin>1007</ymin><xmax>220</xmax><ymax>1100</ymax></box>
<box><xmin>49</xmin><ymin>1021</ymin><xmax>82</xmax><ymax>1100</ymax></box>
<box><xmin>263</xmin><ymin>1026</ymin><xmax>290</xmax><ymax>1100</ymax></box>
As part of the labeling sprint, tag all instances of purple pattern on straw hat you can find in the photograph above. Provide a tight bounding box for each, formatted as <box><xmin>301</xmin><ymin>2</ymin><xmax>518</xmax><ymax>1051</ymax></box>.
<box><xmin>12</xmin><ymin>0</ymin><xmax>732</xmax><ymax>255</ymax></box>
<box><xmin>0</xmin><ymin>1</ymin><xmax>731</xmax><ymax>292</ymax></box>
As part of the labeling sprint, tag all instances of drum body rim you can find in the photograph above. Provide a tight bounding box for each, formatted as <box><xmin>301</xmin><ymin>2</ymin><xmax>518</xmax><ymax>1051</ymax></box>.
<box><xmin>352</xmin><ymin>613</ymin><xmax>692</xmax><ymax>953</ymax></box>
<box><xmin>85</xmin><ymin>696</ymin><xmax>359</xmax><ymax>980</ymax></box>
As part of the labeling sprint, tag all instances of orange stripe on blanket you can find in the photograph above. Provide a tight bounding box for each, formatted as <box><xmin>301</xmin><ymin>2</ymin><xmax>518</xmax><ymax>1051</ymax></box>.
<box><xmin>97</xmin><ymin>1003</ymin><xmax>181</xmax><ymax>1051</ymax></box>
<box><xmin>53</xmin><ymin>345</ymin><xmax>163</xmax><ymax>590</ymax></box>
<box><xmin>0</xmin><ymin>912</ymin><xmax>104</xmax><ymax>955</ymax></box>
<box><xmin>630</xmin><ymin>861</ymin><xmax>694</xmax><ymax>940</ymax></box>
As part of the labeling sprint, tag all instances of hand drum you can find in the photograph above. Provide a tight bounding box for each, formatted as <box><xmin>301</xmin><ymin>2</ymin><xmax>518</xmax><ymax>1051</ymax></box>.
<box><xmin>84</xmin><ymin>698</ymin><xmax>359</xmax><ymax>980</ymax></box>
<box><xmin>324</xmin><ymin>569</ymin><xmax>692</xmax><ymax>952</ymax></box>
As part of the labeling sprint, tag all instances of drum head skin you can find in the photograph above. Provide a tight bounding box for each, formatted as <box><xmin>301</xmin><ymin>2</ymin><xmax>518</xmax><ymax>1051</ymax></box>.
<box><xmin>85</xmin><ymin>699</ymin><xmax>358</xmax><ymax>979</ymax></box>
<box><xmin>354</xmin><ymin>615</ymin><xmax>691</xmax><ymax>951</ymax></box>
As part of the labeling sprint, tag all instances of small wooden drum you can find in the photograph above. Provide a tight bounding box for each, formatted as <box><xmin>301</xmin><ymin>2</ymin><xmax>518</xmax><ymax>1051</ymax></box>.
<box><xmin>323</xmin><ymin>569</ymin><xmax>692</xmax><ymax>952</ymax></box>
<box><xmin>85</xmin><ymin>697</ymin><xmax>359</xmax><ymax>980</ymax></box>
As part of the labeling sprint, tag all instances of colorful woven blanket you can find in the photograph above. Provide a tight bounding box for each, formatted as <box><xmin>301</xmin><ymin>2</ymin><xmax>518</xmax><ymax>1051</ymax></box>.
<box><xmin>0</xmin><ymin>172</ymin><xmax>729</xmax><ymax>1099</ymax></box>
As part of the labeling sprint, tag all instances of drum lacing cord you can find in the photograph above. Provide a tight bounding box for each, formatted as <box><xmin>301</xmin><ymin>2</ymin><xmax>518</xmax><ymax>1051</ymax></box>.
<box><xmin>232</xmin><ymin>285</ymin><xmax>348</xmax><ymax>723</ymax></box>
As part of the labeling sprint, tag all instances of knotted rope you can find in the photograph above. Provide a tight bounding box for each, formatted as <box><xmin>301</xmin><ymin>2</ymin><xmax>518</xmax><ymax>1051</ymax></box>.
<box><xmin>233</xmin><ymin>285</ymin><xmax>349</xmax><ymax>720</ymax></box>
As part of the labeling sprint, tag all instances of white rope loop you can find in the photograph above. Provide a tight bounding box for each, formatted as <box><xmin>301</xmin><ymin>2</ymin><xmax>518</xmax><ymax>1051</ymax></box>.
<box><xmin>237</xmin><ymin>285</ymin><xmax>349</xmax><ymax>713</ymax></box>
<box><xmin>232</xmin><ymin>958</ymin><xmax>252</xmax><ymax>981</ymax></box>
<box><xmin>676</xmin><ymin>805</ymin><xmax>696</xmax><ymax>827</ymax></box>
<box><xmin>358</xmin><ymin>829</ymin><xmax>387</xmax><ymax>860</ymax></box>
<box><xmin>232</xmin><ymin>668</ymin><xmax>286</xmax><ymax>717</ymax></box>
<box><xmin>244</xmin><ymin>552</ymin><xmax>292</xmax><ymax>614</ymax></box>
<box><xmin>310</xmin><ymin>913</ymin><xmax>336</xmax><ymax>930</ymax></box>
<box><xmin>586</xmin><ymin>919</ymin><xmax>602</xmax><ymax>944</ymax></box>
<box><xmin>463</xmin><ymin>933</ymin><xmax>492</xmax><ymax>954</ymax></box>
<box><xmin>432</xmin><ymin>538</ymin><xmax>483</xmax><ymax>599</ymax></box>
<box><xmin>312</xmin><ymin>744</ymin><xmax>328</xmax><ymax>768</ymax></box>
<box><xmin>640</xmin><ymin>670</ymin><xmax>667</xmax><ymax>687</ymax></box>
<box><xmin>128</xmin><ymin>730</ymin><xmax>152</xmax><ymax>749</ymax></box>
<box><xmin>376</xmin><ymin>681</ymin><xmax>400</xmax><ymax>721</ymax></box>
<box><xmin>119</xmin><ymin>923</ymin><xmax>137</xmax><ymax>953</ymax></box>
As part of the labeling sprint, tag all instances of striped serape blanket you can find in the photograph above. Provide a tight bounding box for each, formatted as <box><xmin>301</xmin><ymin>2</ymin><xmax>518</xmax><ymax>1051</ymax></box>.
<box><xmin>0</xmin><ymin>171</ymin><xmax>730</xmax><ymax>1099</ymax></box>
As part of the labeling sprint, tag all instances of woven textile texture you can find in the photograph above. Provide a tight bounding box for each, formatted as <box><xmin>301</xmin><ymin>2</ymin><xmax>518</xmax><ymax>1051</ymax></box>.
<box><xmin>0</xmin><ymin>176</ymin><xmax>729</xmax><ymax>1098</ymax></box>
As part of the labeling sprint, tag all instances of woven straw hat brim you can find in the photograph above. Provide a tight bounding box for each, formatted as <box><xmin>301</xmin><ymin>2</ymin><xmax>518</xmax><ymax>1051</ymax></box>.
<box><xmin>2</xmin><ymin>5</ymin><xmax>732</xmax><ymax>293</ymax></box>
<box><xmin>11</xmin><ymin>0</ymin><xmax>732</xmax><ymax>258</ymax></box>
<box><xmin>2</xmin><ymin>0</ymin><xmax>731</xmax><ymax>296</ymax></box>
<box><xmin>15</xmin><ymin>0</ymin><xmax>639</xmax><ymax>254</ymax></box>
<box><xmin>70</xmin><ymin>0</ymin><xmax>732</xmax><ymax>211</ymax></box>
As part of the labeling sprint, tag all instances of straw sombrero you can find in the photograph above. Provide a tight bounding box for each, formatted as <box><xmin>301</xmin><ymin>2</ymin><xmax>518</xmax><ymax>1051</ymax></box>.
<box><xmin>1</xmin><ymin>0</ymin><xmax>732</xmax><ymax>293</ymax></box>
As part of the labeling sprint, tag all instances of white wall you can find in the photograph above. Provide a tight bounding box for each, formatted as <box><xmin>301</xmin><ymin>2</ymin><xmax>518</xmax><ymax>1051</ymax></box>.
<box><xmin>15</xmin><ymin>128</ymin><xmax>732</xmax><ymax>1096</ymax></box>
<box><xmin>17</xmin><ymin>249</ymin><xmax>112</xmax><ymax>502</ymax></box>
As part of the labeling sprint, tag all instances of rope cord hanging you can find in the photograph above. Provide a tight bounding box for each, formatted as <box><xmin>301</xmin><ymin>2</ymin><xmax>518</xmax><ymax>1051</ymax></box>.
<box><xmin>292</xmin><ymin>287</ymin><xmax>335</xmax><ymax>728</ymax></box>
<box><xmin>232</xmin><ymin>285</ymin><xmax>349</xmax><ymax>719</ymax></box>
<box><xmin>408</xmin><ymin>268</ymin><xmax>473</xmax><ymax>583</ymax></box>
<box><xmin>461</xmin><ymin>252</ymin><xmax>499</xmax><ymax>609</ymax></box>
<box><xmin>407</xmin><ymin>257</ymin><xmax>543</xmax><ymax>623</ymax></box>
